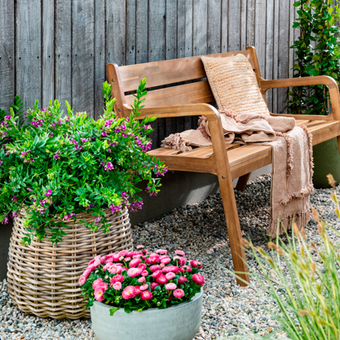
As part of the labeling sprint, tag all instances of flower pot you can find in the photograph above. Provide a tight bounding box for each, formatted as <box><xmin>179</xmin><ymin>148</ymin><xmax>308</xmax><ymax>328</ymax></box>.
<box><xmin>313</xmin><ymin>138</ymin><xmax>340</xmax><ymax>188</ymax></box>
<box><xmin>7</xmin><ymin>208</ymin><xmax>133</xmax><ymax>319</ymax></box>
<box><xmin>90</xmin><ymin>290</ymin><xmax>203</xmax><ymax>340</ymax></box>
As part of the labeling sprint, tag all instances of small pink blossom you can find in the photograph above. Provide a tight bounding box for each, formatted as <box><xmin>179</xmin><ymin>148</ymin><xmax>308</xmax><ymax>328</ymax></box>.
<box><xmin>110</xmin><ymin>275</ymin><xmax>124</xmax><ymax>284</ymax></box>
<box><xmin>173</xmin><ymin>289</ymin><xmax>185</xmax><ymax>298</ymax></box>
<box><xmin>138</xmin><ymin>276</ymin><xmax>146</xmax><ymax>283</ymax></box>
<box><xmin>129</xmin><ymin>258</ymin><xmax>141</xmax><ymax>267</ymax></box>
<box><xmin>127</xmin><ymin>267</ymin><xmax>143</xmax><ymax>277</ymax></box>
<box><xmin>92</xmin><ymin>278</ymin><xmax>107</xmax><ymax>291</ymax></box>
<box><xmin>174</xmin><ymin>256</ymin><xmax>187</xmax><ymax>266</ymax></box>
<box><xmin>180</xmin><ymin>265</ymin><xmax>192</xmax><ymax>273</ymax></box>
<box><xmin>159</xmin><ymin>255</ymin><xmax>169</xmax><ymax>260</ymax></box>
<box><xmin>140</xmin><ymin>290</ymin><xmax>153</xmax><ymax>300</ymax></box>
<box><xmin>149</xmin><ymin>265</ymin><xmax>160</xmax><ymax>272</ymax></box>
<box><xmin>192</xmin><ymin>273</ymin><xmax>205</xmax><ymax>286</ymax></box>
<box><xmin>175</xmin><ymin>250</ymin><xmax>185</xmax><ymax>256</ymax></box>
<box><xmin>152</xmin><ymin>270</ymin><xmax>161</xmax><ymax>279</ymax></box>
<box><xmin>119</xmin><ymin>250</ymin><xmax>129</xmax><ymax>257</ymax></box>
<box><xmin>136</xmin><ymin>244</ymin><xmax>145</xmax><ymax>249</ymax></box>
<box><xmin>134</xmin><ymin>286</ymin><xmax>141</xmax><ymax>296</ymax></box>
<box><xmin>107</xmin><ymin>265</ymin><xmax>119</xmax><ymax>274</ymax></box>
<box><xmin>161</xmin><ymin>257</ymin><xmax>171</xmax><ymax>264</ymax></box>
<box><xmin>78</xmin><ymin>276</ymin><xmax>86</xmax><ymax>285</ymax></box>
<box><xmin>94</xmin><ymin>289</ymin><xmax>105</xmax><ymax>302</ymax></box>
<box><xmin>151</xmin><ymin>282</ymin><xmax>159</xmax><ymax>291</ymax></box>
<box><xmin>141</xmin><ymin>270</ymin><xmax>148</xmax><ymax>276</ymax></box>
<box><xmin>122</xmin><ymin>286</ymin><xmax>137</xmax><ymax>299</ymax></box>
<box><xmin>145</xmin><ymin>255</ymin><xmax>160</xmax><ymax>265</ymax></box>
<box><xmin>124</xmin><ymin>256</ymin><xmax>131</xmax><ymax>262</ymax></box>
<box><xmin>140</xmin><ymin>284</ymin><xmax>149</xmax><ymax>291</ymax></box>
<box><xmin>165</xmin><ymin>272</ymin><xmax>176</xmax><ymax>280</ymax></box>
<box><xmin>155</xmin><ymin>249</ymin><xmax>167</xmax><ymax>255</ymax></box>
<box><xmin>156</xmin><ymin>274</ymin><xmax>168</xmax><ymax>284</ymax></box>
<box><xmin>138</xmin><ymin>263</ymin><xmax>147</xmax><ymax>271</ymax></box>
<box><xmin>190</xmin><ymin>260</ymin><xmax>203</xmax><ymax>269</ymax></box>
<box><xmin>162</xmin><ymin>265</ymin><xmax>180</xmax><ymax>273</ymax></box>
<box><xmin>112</xmin><ymin>282</ymin><xmax>122</xmax><ymax>290</ymax></box>
<box><xmin>178</xmin><ymin>276</ymin><xmax>188</xmax><ymax>285</ymax></box>
<box><xmin>165</xmin><ymin>283</ymin><xmax>177</xmax><ymax>290</ymax></box>
<box><xmin>82</xmin><ymin>268</ymin><xmax>92</xmax><ymax>280</ymax></box>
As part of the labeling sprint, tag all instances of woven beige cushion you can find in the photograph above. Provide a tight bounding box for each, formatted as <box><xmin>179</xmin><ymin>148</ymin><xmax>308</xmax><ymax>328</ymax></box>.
<box><xmin>201</xmin><ymin>54</ymin><xmax>270</xmax><ymax>115</ymax></box>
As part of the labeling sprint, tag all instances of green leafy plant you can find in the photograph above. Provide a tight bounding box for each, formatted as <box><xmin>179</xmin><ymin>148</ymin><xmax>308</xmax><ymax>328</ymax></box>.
<box><xmin>79</xmin><ymin>246</ymin><xmax>204</xmax><ymax>314</ymax></box>
<box><xmin>0</xmin><ymin>79</ymin><xmax>167</xmax><ymax>244</ymax></box>
<box><xmin>240</xmin><ymin>174</ymin><xmax>340</xmax><ymax>340</ymax></box>
<box><xmin>287</xmin><ymin>0</ymin><xmax>340</xmax><ymax>115</ymax></box>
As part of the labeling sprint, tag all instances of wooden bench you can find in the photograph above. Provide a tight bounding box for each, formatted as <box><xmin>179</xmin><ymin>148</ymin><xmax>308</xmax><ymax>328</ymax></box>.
<box><xmin>107</xmin><ymin>46</ymin><xmax>340</xmax><ymax>286</ymax></box>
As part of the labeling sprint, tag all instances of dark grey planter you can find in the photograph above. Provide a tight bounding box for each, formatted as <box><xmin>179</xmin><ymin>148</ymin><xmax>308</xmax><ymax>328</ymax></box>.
<box><xmin>313</xmin><ymin>138</ymin><xmax>340</xmax><ymax>188</ymax></box>
<box><xmin>91</xmin><ymin>290</ymin><xmax>203</xmax><ymax>340</ymax></box>
<box><xmin>0</xmin><ymin>220</ymin><xmax>12</xmax><ymax>280</ymax></box>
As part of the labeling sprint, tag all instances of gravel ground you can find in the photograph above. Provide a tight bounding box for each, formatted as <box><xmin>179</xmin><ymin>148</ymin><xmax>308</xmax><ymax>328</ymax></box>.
<box><xmin>0</xmin><ymin>173</ymin><xmax>339</xmax><ymax>340</ymax></box>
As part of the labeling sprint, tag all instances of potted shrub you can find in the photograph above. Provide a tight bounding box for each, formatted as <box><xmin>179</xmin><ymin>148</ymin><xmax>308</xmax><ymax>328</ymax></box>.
<box><xmin>79</xmin><ymin>246</ymin><xmax>204</xmax><ymax>340</ymax></box>
<box><xmin>1</xmin><ymin>79</ymin><xmax>167</xmax><ymax>318</ymax></box>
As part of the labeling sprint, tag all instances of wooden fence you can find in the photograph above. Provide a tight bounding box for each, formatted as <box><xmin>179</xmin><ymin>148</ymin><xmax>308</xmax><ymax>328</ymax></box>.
<box><xmin>0</xmin><ymin>0</ymin><xmax>298</xmax><ymax>146</ymax></box>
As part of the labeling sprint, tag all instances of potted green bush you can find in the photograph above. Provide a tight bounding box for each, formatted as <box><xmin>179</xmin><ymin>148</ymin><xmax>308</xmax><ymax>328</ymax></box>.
<box><xmin>1</xmin><ymin>79</ymin><xmax>168</xmax><ymax>319</ymax></box>
<box><xmin>79</xmin><ymin>246</ymin><xmax>204</xmax><ymax>340</ymax></box>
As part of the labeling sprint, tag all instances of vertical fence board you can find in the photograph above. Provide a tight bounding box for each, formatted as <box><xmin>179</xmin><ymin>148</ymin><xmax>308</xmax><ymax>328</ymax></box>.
<box><xmin>228</xmin><ymin>0</ymin><xmax>241</xmax><ymax>51</ymax></box>
<box><xmin>55</xmin><ymin>0</ymin><xmax>72</xmax><ymax>112</ymax></box>
<box><xmin>107</xmin><ymin>0</ymin><xmax>126</xmax><ymax>66</ymax></box>
<box><xmin>136</xmin><ymin>1</ymin><xmax>148</xmax><ymax>64</ymax></box>
<box><xmin>193</xmin><ymin>0</ymin><xmax>208</xmax><ymax>56</ymax></box>
<box><xmin>265</xmin><ymin>0</ymin><xmax>274</xmax><ymax>111</ymax></box>
<box><xmin>0</xmin><ymin>0</ymin><xmax>15</xmax><ymax>111</ymax></box>
<box><xmin>207</xmin><ymin>0</ymin><xmax>221</xmax><ymax>54</ymax></box>
<box><xmin>240</xmin><ymin>0</ymin><xmax>247</xmax><ymax>50</ymax></box>
<box><xmin>221</xmin><ymin>0</ymin><xmax>228</xmax><ymax>52</ymax></box>
<box><xmin>126</xmin><ymin>0</ymin><xmax>136</xmax><ymax>65</ymax></box>
<box><xmin>184</xmin><ymin>0</ymin><xmax>193</xmax><ymax>58</ymax></box>
<box><xmin>255</xmin><ymin>0</ymin><xmax>266</xmax><ymax>77</ymax></box>
<box><xmin>72</xmin><ymin>0</ymin><xmax>95</xmax><ymax>116</ymax></box>
<box><xmin>42</xmin><ymin>0</ymin><xmax>54</xmax><ymax>108</ymax></box>
<box><xmin>177</xmin><ymin>0</ymin><xmax>186</xmax><ymax>59</ymax></box>
<box><xmin>94</xmin><ymin>0</ymin><xmax>106</xmax><ymax>119</ymax></box>
<box><xmin>246</xmin><ymin>0</ymin><xmax>256</xmax><ymax>47</ymax></box>
<box><xmin>16</xmin><ymin>0</ymin><xmax>42</xmax><ymax>109</ymax></box>
<box><xmin>272</xmin><ymin>0</ymin><xmax>280</xmax><ymax>113</ymax></box>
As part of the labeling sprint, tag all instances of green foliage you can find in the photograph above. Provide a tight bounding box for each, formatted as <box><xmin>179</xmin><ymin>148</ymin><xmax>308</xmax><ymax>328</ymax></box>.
<box><xmin>240</xmin><ymin>175</ymin><xmax>340</xmax><ymax>340</ymax></box>
<box><xmin>0</xmin><ymin>79</ymin><xmax>167</xmax><ymax>244</ymax></box>
<box><xmin>287</xmin><ymin>0</ymin><xmax>340</xmax><ymax>115</ymax></box>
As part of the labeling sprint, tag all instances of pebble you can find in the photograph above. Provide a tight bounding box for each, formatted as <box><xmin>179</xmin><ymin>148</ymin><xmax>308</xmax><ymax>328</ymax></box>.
<box><xmin>0</xmin><ymin>174</ymin><xmax>339</xmax><ymax>339</ymax></box>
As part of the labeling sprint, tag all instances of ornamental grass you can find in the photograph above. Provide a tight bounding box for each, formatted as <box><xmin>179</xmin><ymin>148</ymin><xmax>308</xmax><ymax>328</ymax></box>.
<box><xmin>239</xmin><ymin>174</ymin><xmax>340</xmax><ymax>340</ymax></box>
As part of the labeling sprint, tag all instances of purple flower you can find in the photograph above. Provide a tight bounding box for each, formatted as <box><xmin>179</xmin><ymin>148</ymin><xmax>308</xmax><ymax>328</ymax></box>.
<box><xmin>53</xmin><ymin>151</ymin><xmax>61</xmax><ymax>160</ymax></box>
<box><xmin>110</xmin><ymin>204</ymin><xmax>120</xmax><ymax>214</ymax></box>
<box><xmin>49</xmin><ymin>132</ymin><xmax>53</xmax><ymax>137</ymax></box>
<box><xmin>12</xmin><ymin>211</ymin><xmax>18</xmax><ymax>218</ymax></box>
<box><xmin>11</xmin><ymin>196</ymin><xmax>18</xmax><ymax>202</ymax></box>
<box><xmin>102</xmin><ymin>131</ymin><xmax>108</xmax><ymax>137</ymax></box>
<box><xmin>40</xmin><ymin>199</ymin><xmax>47</xmax><ymax>206</ymax></box>
<box><xmin>57</xmin><ymin>119</ymin><xmax>62</xmax><ymax>126</ymax></box>
<box><xmin>1</xmin><ymin>217</ymin><xmax>9</xmax><ymax>225</ymax></box>
<box><xmin>27</xmin><ymin>188</ymin><xmax>33</xmax><ymax>192</ymax></box>
<box><xmin>40</xmin><ymin>209</ymin><xmax>46</xmax><ymax>214</ymax></box>
<box><xmin>104</xmin><ymin>162</ymin><xmax>114</xmax><ymax>171</ymax></box>
<box><xmin>110</xmin><ymin>142</ymin><xmax>117</xmax><ymax>147</ymax></box>
<box><xmin>121</xmin><ymin>125</ymin><xmax>126</xmax><ymax>131</ymax></box>
<box><xmin>30</xmin><ymin>158</ymin><xmax>35</xmax><ymax>163</ymax></box>
<box><xmin>0</xmin><ymin>161</ymin><xmax>3</xmax><ymax>166</ymax></box>
<box><xmin>81</xmin><ymin>138</ymin><xmax>88</xmax><ymax>143</ymax></box>
<box><xmin>85</xmin><ymin>203</ymin><xmax>94</xmax><ymax>210</ymax></box>
<box><xmin>122</xmin><ymin>133</ymin><xmax>127</xmax><ymax>138</ymax></box>
<box><xmin>104</xmin><ymin>119</ymin><xmax>113</xmax><ymax>127</ymax></box>
<box><xmin>100</xmin><ymin>161</ymin><xmax>105</xmax><ymax>166</ymax></box>
<box><xmin>122</xmin><ymin>191</ymin><xmax>129</xmax><ymax>199</ymax></box>
<box><xmin>94</xmin><ymin>216</ymin><xmax>101</xmax><ymax>224</ymax></box>
<box><xmin>45</xmin><ymin>189</ymin><xmax>52</xmax><ymax>197</ymax></box>
<box><xmin>63</xmin><ymin>213</ymin><xmax>75</xmax><ymax>220</ymax></box>
<box><xmin>129</xmin><ymin>201</ymin><xmax>143</xmax><ymax>212</ymax></box>
<box><xmin>4</xmin><ymin>116</ymin><xmax>11</xmax><ymax>121</ymax></box>
<box><xmin>66</xmin><ymin>117</ymin><xmax>70</xmax><ymax>122</ymax></box>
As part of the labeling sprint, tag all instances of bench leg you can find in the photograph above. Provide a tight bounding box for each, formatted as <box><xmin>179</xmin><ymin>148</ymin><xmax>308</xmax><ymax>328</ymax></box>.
<box><xmin>235</xmin><ymin>173</ymin><xmax>251</xmax><ymax>192</ymax></box>
<box><xmin>337</xmin><ymin>136</ymin><xmax>340</xmax><ymax>154</ymax></box>
<box><xmin>218</xmin><ymin>175</ymin><xmax>250</xmax><ymax>286</ymax></box>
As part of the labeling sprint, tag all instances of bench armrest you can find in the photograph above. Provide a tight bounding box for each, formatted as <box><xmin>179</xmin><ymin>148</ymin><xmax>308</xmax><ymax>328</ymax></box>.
<box><xmin>260</xmin><ymin>76</ymin><xmax>340</xmax><ymax>121</ymax></box>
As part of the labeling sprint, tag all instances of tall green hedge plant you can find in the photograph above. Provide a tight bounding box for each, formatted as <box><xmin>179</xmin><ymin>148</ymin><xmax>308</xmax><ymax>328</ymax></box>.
<box><xmin>287</xmin><ymin>0</ymin><xmax>340</xmax><ymax>115</ymax></box>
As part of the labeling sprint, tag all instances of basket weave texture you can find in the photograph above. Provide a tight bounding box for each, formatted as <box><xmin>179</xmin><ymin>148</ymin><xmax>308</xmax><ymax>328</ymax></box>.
<box><xmin>201</xmin><ymin>54</ymin><xmax>270</xmax><ymax>116</ymax></box>
<box><xmin>7</xmin><ymin>208</ymin><xmax>132</xmax><ymax>319</ymax></box>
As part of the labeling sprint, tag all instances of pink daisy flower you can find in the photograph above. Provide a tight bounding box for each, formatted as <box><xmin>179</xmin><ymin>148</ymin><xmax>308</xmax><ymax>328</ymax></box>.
<box><xmin>150</xmin><ymin>282</ymin><xmax>159</xmax><ymax>291</ymax></box>
<box><xmin>145</xmin><ymin>255</ymin><xmax>160</xmax><ymax>265</ymax></box>
<box><xmin>138</xmin><ymin>276</ymin><xmax>146</xmax><ymax>283</ymax></box>
<box><xmin>78</xmin><ymin>276</ymin><xmax>86</xmax><ymax>286</ymax></box>
<box><xmin>112</xmin><ymin>282</ymin><xmax>122</xmax><ymax>290</ymax></box>
<box><xmin>110</xmin><ymin>275</ymin><xmax>124</xmax><ymax>285</ymax></box>
<box><xmin>129</xmin><ymin>258</ymin><xmax>141</xmax><ymax>267</ymax></box>
<box><xmin>192</xmin><ymin>273</ymin><xmax>205</xmax><ymax>286</ymax></box>
<box><xmin>155</xmin><ymin>249</ymin><xmax>167</xmax><ymax>255</ymax></box>
<box><xmin>165</xmin><ymin>283</ymin><xmax>177</xmax><ymax>290</ymax></box>
<box><xmin>190</xmin><ymin>260</ymin><xmax>203</xmax><ymax>269</ymax></box>
<box><xmin>122</xmin><ymin>285</ymin><xmax>137</xmax><ymax>299</ymax></box>
<box><xmin>107</xmin><ymin>265</ymin><xmax>119</xmax><ymax>274</ymax></box>
<box><xmin>119</xmin><ymin>250</ymin><xmax>129</xmax><ymax>257</ymax></box>
<box><xmin>173</xmin><ymin>289</ymin><xmax>185</xmax><ymax>298</ymax></box>
<box><xmin>156</xmin><ymin>274</ymin><xmax>168</xmax><ymax>284</ymax></box>
<box><xmin>127</xmin><ymin>267</ymin><xmax>143</xmax><ymax>277</ymax></box>
<box><xmin>141</xmin><ymin>270</ymin><xmax>148</xmax><ymax>276</ymax></box>
<box><xmin>178</xmin><ymin>276</ymin><xmax>188</xmax><ymax>285</ymax></box>
<box><xmin>140</xmin><ymin>284</ymin><xmax>149</xmax><ymax>291</ymax></box>
<box><xmin>82</xmin><ymin>268</ymin><xmax>92</xmax><ymax>280</ymax></box>
<box><xmin>94</xmin><ymin>289</ymin><xmax>105</xmax><ymax>302</ymax></box>
<box><xmin>152</xmin><ymin>270</ymin><xmax>161</xmax><ymax>278</ymax></box>
<box><xmin>160</xmin><ymin>257</ymin><xmax>171</xmax><ymax>264</ymax></box>
<box><xmin>174</xmin><ymin>256</ymin><xmax>187</xmax><ymax>266</ymax></box>
<box><xmin>124</xmin><ymin>257</ymin><xmax>131</xmax><ymax>262</ymax></box>
<box><xmin>92</xmin><ymin>278</ymin><xmax>107</xmax><ymax>291</ymax></box>
<box><xmin>138</xmin><ymin>263</ymin><xmax>147</xmax><ymax>270</ymax></box>
<box><xmin>162</xmin><ymin>265</ymin><xmax>180</xmax><ymax>273</ymax></box>
<box><xmin>136</xmin><ymin>244</ymin><xmax>145</xmax><ymax>249</ymax></box>
<box><xmin>175</xmin><ymin>250</ymin><xmax>185</xmax><ymax>256</ymax></box>
<box><xmin>159</xmin><ymin>255</ymin><xmax>169</xmax><ymax>260</ymax></box>
<box><xmin>165</xmin><ymin>272</ymin><xmax>176</xmax><ymax>280</ymax></box>
<box><xmin>141</xmin><ymin>290</ymin><xmax>153</xmax><ymax>300</ymax></box>
<box><xmin>180</xmin><ymin>265</ymin><xmax>192</xmax><ymax>273</ymax></box>
<box><xmin>149</xmin><ymin>265</ymin><xmax>160</xmax><ymax>272</ymax></box>
<box><xmin>134</xmin><ymin>286</ymin><xmax>141</xmax><ymax>295</ymax></box>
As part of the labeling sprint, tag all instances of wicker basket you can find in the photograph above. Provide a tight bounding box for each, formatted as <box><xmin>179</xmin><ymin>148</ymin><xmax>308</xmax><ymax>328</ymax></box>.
<box><xmin>7</xmin><ymin>208</ymin><xmax>132</xmax><ymax>319</ymax></box>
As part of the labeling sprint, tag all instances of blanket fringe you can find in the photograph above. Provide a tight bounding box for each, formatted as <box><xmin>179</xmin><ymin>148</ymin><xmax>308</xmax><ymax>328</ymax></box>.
<box><xmin>279</xmin><ymin>183</ymin><xmax>314</xmax><ymax>206</ymax></box>
<box><xmin>161</xmin><ymin>133</ymin><xmax>193</xmax><ymax>153</ymax></box>
<box><xmin>267</xmin><ymin>208</ymin><xmax>311</xmax><ymax>237</ymax></box>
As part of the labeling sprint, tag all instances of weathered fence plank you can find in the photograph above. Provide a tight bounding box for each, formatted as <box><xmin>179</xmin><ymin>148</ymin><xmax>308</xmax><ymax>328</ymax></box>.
<box><xmin>207</xmin><ymin>0</ymin><xmax>221</xmax><ymax>55</ymax></box>
<box><xmin>16</xmin><ymin>0</ymin><xmax>42</xmax><ymax>110</ymax></box>
<box><xmin>0</xmin><ymin>0</ymin><xmax>15</xmax><ymax>112</ymax></box>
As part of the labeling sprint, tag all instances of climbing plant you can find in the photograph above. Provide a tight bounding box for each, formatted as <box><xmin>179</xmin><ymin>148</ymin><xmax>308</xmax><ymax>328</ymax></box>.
<box><xmin>287</xmin><ymin>0</ymin><xmax>340</xmax><ymax>115</ymax></box>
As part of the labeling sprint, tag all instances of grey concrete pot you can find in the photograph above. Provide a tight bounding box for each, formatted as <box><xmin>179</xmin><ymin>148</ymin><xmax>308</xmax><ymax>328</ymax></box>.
<box><xmin>90</xmin><ymin>290</ymin><xmax>203</xmax><ymax>340</ymax></box>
